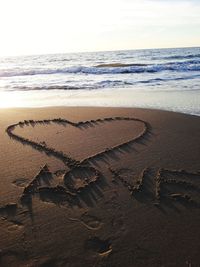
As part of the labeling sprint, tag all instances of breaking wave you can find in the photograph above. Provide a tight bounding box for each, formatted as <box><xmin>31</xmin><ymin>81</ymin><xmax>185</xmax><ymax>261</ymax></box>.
<box><xmin>0</xmin><ymin>59</ymin><xmax>200</xmax><ymax>78</ymax></box>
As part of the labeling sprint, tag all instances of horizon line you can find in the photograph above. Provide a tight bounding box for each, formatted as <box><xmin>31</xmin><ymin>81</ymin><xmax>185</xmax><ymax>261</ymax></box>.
<box><xmin>0</xmin><ymin>45</ymin><xmax>199</xmax><ymax>58</ymax></box>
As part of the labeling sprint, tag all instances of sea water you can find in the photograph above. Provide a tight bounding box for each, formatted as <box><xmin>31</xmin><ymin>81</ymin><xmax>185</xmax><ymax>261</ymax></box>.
<box><xmin>0</xmin><ymin>47</ymin><xmax>200</xmax><ymax>115</ymax></box>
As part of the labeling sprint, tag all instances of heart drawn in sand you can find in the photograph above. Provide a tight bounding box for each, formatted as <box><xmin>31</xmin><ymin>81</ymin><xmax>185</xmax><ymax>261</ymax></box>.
<box><xmin>6</xmin><ymin>117</ymin><xmax>150</xmax><ymax>167</ymax></box>
<box><xmin>6</xmin><ymin>117</ymin><xmax>151</xmax><ymax>208</ymax></box>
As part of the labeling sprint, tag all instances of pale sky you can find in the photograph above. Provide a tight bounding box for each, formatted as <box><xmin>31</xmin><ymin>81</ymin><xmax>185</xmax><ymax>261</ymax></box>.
<box><xmin>0</xmin><ymin>0</ymin><xmax>199</xmax><ymax>56</ymax></box>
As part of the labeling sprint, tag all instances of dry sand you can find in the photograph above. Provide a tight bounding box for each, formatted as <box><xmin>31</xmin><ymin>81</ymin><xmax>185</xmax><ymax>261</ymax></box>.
<box><xmin>0</xmin><ymin>107</ymin><xmax>200</xmax><ymax>267</ymax></box>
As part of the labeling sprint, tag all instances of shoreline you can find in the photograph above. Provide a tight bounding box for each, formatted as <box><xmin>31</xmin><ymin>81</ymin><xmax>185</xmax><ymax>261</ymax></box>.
<box><xmin>1</xmin><ymin>104</ymin><xmax>200</xmax><ymax>118</ymax></box>
<box><xmin>1</xmin><ymin>88</ymin><xmax>200</xmax><ymax>116</ymax></box>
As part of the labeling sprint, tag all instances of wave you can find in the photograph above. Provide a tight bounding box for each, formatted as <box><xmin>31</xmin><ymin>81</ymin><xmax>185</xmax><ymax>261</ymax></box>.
<box><xmin>6</xmin><ymin>80</ymin><xmax>134</xmax><ymax>91</ymax></box>
<box><xmin>0</xmin><ymin>59</ymin><xmax>200</xmax><ymax>78</ymax></box>
<box><xmin>138</xmin><ymin>74</ymin><xmax>200</xmax><ymax>84</ymax></box>
<box><xmin>5</xmin><ymin>73</ymin><xmax>200</xmax><ymax>92</ymax></box>
<box><xmin>95</xmin><ymin>63</ymin><xmax>148</xmax><ymax>67</ymax></box>
<box><xmin>48</xmin><ymin>58</ymin><xmax>71</xmax><ymax>63</ymax></box>
<box><xmin>152</xmin><ymin>54</ymin><xmax>200</xmax><ymax>60</ymax></box>
<box><xmin>8</xmin><ymin>85</ymin><xmax>85</xmax><ymax>91</ymax></box>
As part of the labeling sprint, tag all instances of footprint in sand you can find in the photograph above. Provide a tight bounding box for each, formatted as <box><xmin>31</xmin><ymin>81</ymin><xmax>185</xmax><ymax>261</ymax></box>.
<box><xmin>7</xmin><ymin>220</ymin><xmax>24</xmax><ymax>232</ymax></box>
<box><xmin>12</xmin><ymin>178</ymin><xmax>30</xmax><ymax>188</ymax></box>
<box><xmin>69</xmin><ymin>212</ymin><xmax>103</xmax><ymax>230</ymax></box>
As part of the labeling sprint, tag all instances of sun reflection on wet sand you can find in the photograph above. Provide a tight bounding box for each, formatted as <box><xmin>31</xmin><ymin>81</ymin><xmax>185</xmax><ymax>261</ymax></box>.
<box><xmin>0</xmin><ymin>91</ymin><xmax>24</xmax><ymax>108</ymax></box>
<box><xmin>0</xmin><ymin>89</ymin><xmax>200</xmax><ymax>117</ymax></box>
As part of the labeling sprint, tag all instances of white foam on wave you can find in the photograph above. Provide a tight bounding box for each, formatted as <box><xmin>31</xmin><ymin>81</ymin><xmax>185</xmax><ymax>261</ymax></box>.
<box><xmin>0</xmin><ymin>59</ymin><xmax>200</xmax><ymax>78</ymax></box>
<box><xmin>0</xmin><ymin>48</ymin><xmax>199</xmax><ymax>116</ymax></box>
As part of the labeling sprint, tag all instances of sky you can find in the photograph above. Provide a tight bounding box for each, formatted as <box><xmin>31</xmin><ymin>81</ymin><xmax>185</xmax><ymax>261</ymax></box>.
<box><xmin>0</xmin><ymin>0</ymin><xmax>199</xmax><ymax>56</ymax></box>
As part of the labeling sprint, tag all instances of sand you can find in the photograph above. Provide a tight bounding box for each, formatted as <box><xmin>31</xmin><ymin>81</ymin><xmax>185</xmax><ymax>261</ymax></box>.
<box><xmin>0</xmin><ymin>106</ymin><xmax>200</xmax><ymax>267</ymax></box>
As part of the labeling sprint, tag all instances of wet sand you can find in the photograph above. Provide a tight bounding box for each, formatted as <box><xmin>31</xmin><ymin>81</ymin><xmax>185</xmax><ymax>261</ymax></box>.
<box><xmin>0</xmin><ymin>107</ymin><xmax>200</xmax><ymax>267</ymax></box>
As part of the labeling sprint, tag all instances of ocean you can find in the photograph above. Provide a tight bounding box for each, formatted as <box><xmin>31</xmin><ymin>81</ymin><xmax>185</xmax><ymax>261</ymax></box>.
<box><xmin>0</xmin><ymin>47</ymin><xmax>200</xmax><ymax>115</ymax></box>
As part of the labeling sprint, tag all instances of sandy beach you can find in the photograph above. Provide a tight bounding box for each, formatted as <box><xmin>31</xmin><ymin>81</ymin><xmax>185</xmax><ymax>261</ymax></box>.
<box><xmin>0</xmin><ymin>106</ymin><xmax>200</xmax><ymax>267</ymax></box>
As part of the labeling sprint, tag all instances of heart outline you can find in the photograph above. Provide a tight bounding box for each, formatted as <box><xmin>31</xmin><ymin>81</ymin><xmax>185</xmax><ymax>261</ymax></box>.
<box><xmin>6</xmin><ymin>116</ymin><xmax>150</xmax><ymax>168</ymax></box>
